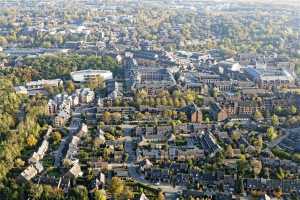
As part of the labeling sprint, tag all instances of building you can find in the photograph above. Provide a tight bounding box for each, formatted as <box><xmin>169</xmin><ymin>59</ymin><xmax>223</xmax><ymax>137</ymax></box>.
<box><xmin>25</xmin><ymin>79</ymin><xmax>63</xmax><ymax>90</ymax></box>
<box><xmin>75</xmin><ymin>88</ymin><xmax>95</xmax><ymax>104</ymax></box>
<box><xmin>245</xmin><ymin>67</ymin><xmax>294</xmax><ymax>88</ymax></box>
<box><xmin>179</xmin><ymin>103</ymin><xmax>202</xmax><ymax>123</ymax></box>
<box><xmin>71</xmin><ymin>69</ymin><xmax>113</xmax><ymax>82</ymax></box>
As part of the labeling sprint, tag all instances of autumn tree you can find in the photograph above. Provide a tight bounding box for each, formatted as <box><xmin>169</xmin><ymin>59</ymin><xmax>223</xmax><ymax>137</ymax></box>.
<box><xmin>110</xmin><ymin>177</ymin><xmax>125</xmax><ymax>199</ymax></box>
<box><xmin>276</xmin><ymin>167</ymin><xmax>285</xmax><ymax>180</ymax></box>
<box><xmin>52</xmin><ymin>131</ymin><xmax>62</xmax><ymax>144</ymax></box>
<box><xmin>271</xmin><ymin>114</ymin><xmax>279</xmax><ymax>126</ymax></box>
<box><xmin>225</xmin><ymin>144</ymin><xmax>234</xmax><ymax>158</ymax></box>
<box><xmin>65</xmin><ymin>80</ymin><xmax>76</xmax><ymax>94</ymax></box>
<box><xmin>251</xmin><ymin>159</ymin><xmax>262</xmax><ymax>178</ymax></box>
<box><xmin>86</xmin><ymin>75</ymin><xmax>104</xmax><ymax>90</ymax></box>
<box><xmin>267</xmin><ymin>126</ymin><xmax>277</xmax><ymax>141</ymax></box>
<box><xmin>254</xmin><ymin>110</ymin><xmax>263</xmax><ymax>121</ymax></box>
<box><xmin>231</xmin><ymin>130</ymin><xmax>241</xmax><ymax>142</ymax></box>
<box><xmin>27</xmin><ymin>134</ymin><xmax>37</xmax><ymax>146</ymax></box>
<box><xmin>102</xmin><ymin>111</ymin><xmax>111</xmax><ymax>124</ymax></box>
<box><xmin>94</xmin><ymin>189</ymin><xmax>106</xmax><ymax>200</ymax></box>
<box><xmin>290</xmin><ymin>105</ymin><xmax>297</xmax><ymax>115</ymax></box>
<box><xmin>157</xmin><ymin>191</ymin><xmax>165</xmax><ymax>200</ymax></box>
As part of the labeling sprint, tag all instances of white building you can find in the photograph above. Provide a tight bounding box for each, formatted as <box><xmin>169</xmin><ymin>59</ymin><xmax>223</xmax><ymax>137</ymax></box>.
<box><xmin>70</xmin><ymin>69</ymin><xmax>113</xmax><ymax>82</ymax></box>
<box><xmin>25</xmin><ymin>79</ymin><xmax>63</xmax><ymax>90</ymax></box>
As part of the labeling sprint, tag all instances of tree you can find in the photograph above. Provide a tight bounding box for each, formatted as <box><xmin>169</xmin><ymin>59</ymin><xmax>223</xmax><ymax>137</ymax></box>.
<box><xmin>122</xmin><ymin>187</ymin><xmax>134</xmax><ymax>200</ymax></box>
<box><xmin>0</xmin><ymin>36</ymin><xmax>7</xmax><ymax>46</ymax></box>
<box><xmin>29</xmin><ymin>184</ymin><xmax>43</xmax><ymax>200</ymax></box>
<box><xmin>65</xmin><ymin>81</ymin><xmax>75</xmax><ymax>94</ymax></box>
<box><xmin>185</xmin><ymin>90</ymin><xmax>195</xmax><ymax>102</ymax></box>
<box><xmin>102</xmin><ymin>111</ymin><xmax>111</xmax><ymax>124</ymax></box>
<box><xmin>111</xmin><ymin>112</ymin><xmax>122</xmax><ymax>123</ymax></box>
<box><xmin>273</xmin><ymin>187</ymin><xmax>283</xmax><ymax>199</ymax></box>
<box><xmin>69</xmin><ymin>185</ymin><xmax>88</xmax><ymax>200</ymax></box>
<box><xmin>136</xmin><ymin>89</ymin><xmax>148</xmax><ymax>99</ymax></box>
<box><xmin>225</xmin><ymin>145</ymin><xmax>234</xmax><ymax>158</ymax></box>
<box><xmin>42</xmin><ymin>41</ymin><xmax>52</xmax><ymax>48</ymax></box>
<box><xmin>0</xmin><ymin>113</ymin><xmax>15</xmax><ymax>134</ymax></box>
<box><xmin>290</xmin><ymin>105</ymin><xmax>297</xmax><ymax>115</ymax></box>
<box><xmin>110</xmin><ymin>177</ymin><xmax>124</xmax><ymax>198</ymax></box>
<box><xmin>41</xmin><ymin>185</ymin><xmax>64</xmax><ymax>200</ymax></box>
<box><xmin>276</xmin><ymin>167</ymin><xmax>285</xmax><ymax>180</ymax></box>
<box><xmin>212</xmin><ymin>87</ymin><xmax>220</xmax><ymax>98</ymax></box>
<box><xmin>275</xmin><ymin>106</ymin><xmax>283</xmax><ymax>114</ymax></box>
<box><xmin>14</xmin><ymin>158</ymin><xmax>25</xmax><ymax>167</ymax></box>
<box><xmin>52</xmin><ymin>131</ymin><xmax>62</xmax><ymax>144</ymax></box>
<box><xmin>157</xmin><ymin>191</ymin><xmax>165</xmax><ymax>200</ymax></box>
<box><xmin>271</xmin><ymin>114</ymin><xmax>279</xmax><ymax>126</ymax></box>
<box><xmin>251</xmin><ymin>159</ymin><xmax>262</xmax><ymax>177</ymax></box>
<box><xmin>136</xmin><ymin>112</ymin><xmax>144</xmax><ymax>120</ymax></box>
<box><xmin>267</xmin><ymin>126</ymin><xmax>277</xmax><ymax>141</ymax></box>
<box><xmin>254</xmin><ymin>110</ymin><xmax>263</xmax><ymax>121</ymax></box>
<box><xmin>27</xmin><ymin>134</ymin><xmax>37</xmax><ymax>146</ymax></box>
<box><xmin>94</xmin><ymin>189</ymin><xmax>106</xmax><ymax>200</ymax></box>
<box><xmin>231</xmin><ymin>130</ymin><xmax>241</xmax><ymax>142</ymax></box>
<box><xmin>253</xmin><ymin>135</ymin><xmax>263</xmax><ymax>154</ymax></box>
<box><xmin>86</xmin><ymin>75</ymin><xmax>104</xmax><ymax>90</ymax></box>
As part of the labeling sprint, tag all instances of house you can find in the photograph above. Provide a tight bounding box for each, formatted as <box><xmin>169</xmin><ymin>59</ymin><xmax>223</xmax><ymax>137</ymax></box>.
<box><xmin>29</xmin><ymin>140</ymin><xmax>49</xmax><ymax>164</ymax></box>
<box><xmin>75</xmin><ymin>88</ymin><xmax>95</xmax><ymax>104</ymax></box>
<box><xmin>139</xmin><ymin>159</ymin><xmax>153</xmax><ymax>172</ymax></box>
<box><xmin>54</xmin><ymin>111</ymin><xmax>70</xmax><ymax>127</ymax></box>
<box><xmin>20</xmin><ymin>165</ymin><xmax>38</xmax><ymax>181</ymax></box>
<box><xmin>179</xmin><ymin>103</ymin><xmax>202</xmax><ymax>123</ymax></box>
<box><xmin>48</xmin><ymin>99</ymin><xmax>58</xmax><ymax>115</ymax></box>
<box><xmin>199</xmin><ymin>132</ymin><xmax>222</xmax><ymax>157</ymax></box>
<box><xmin>89</xmin><ymin>174</ymin><xmax>105</xmax><ymax>192</ymax></box>
<box><xmin>210</xmin><ymin>103</ymin><xmax>229</xmax><ymax>122</ymax></box>
<box><xmin>20</xmin><ymin>162</ymin><xmax>43</xmax><ymax>182</ymax></box>
<box><xmin>65</xmin><ymin>163</ymin><xmax>83</xmax><ymax>179</ymax></box>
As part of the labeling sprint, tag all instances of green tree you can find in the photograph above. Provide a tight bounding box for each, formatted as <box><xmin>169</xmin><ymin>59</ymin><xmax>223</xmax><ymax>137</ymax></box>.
<box><xmin>29</xmin><ymin>184</ymin><xmax>43</xmax><ymax>200</ymax></box>
<box><xmin>69</xmin><ymin>185</ymin><xmax>88</xmax><ymax>200</ymax></box>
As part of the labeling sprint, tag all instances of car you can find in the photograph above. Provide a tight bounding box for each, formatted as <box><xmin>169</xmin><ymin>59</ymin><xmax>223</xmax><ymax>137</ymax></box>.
<box><xmin>155</xmin><ymin>182</ymin><xmax>160</xmax><ymax>186</ymax></box>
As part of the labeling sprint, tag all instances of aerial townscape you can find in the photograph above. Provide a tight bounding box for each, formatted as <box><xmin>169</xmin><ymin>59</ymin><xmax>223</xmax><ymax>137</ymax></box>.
<box><xmin>1</xmin><ymin>0</ymin><xmax>300</xmax><ymax>200</ymax></box>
